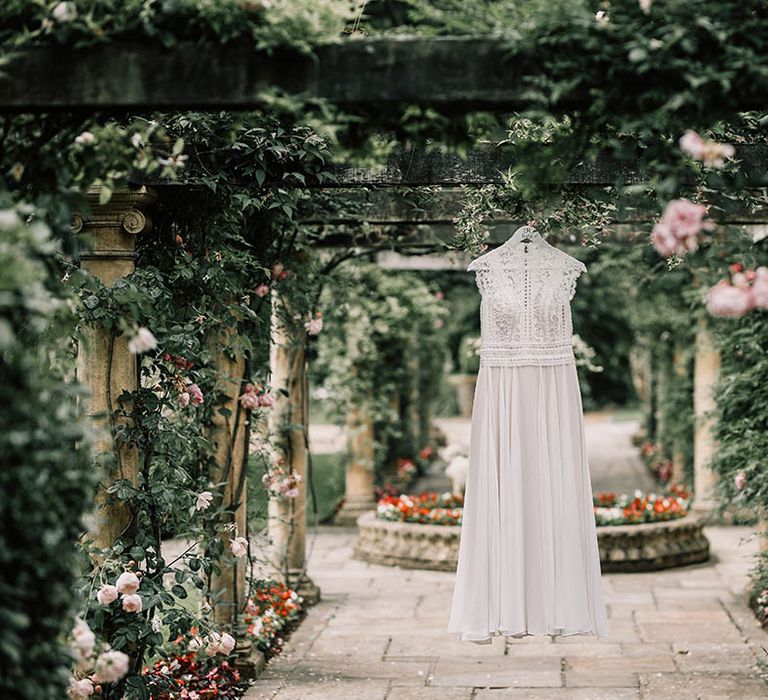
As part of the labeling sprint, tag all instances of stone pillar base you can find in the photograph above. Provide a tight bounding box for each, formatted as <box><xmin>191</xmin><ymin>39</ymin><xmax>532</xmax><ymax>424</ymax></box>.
<box><xmin>234</xmin><ymin>642</ymin><xmax>267</xmax><ymax>680</ymax></box>
<box><xmin>287</xmin><ymin>568</ymin><xmax>321</xmax><ymax>605</ymax></box>
<box><xmin>335</xmin><ymin>497</ymin><xmax>376</xmax><ymax>526</ymax></box>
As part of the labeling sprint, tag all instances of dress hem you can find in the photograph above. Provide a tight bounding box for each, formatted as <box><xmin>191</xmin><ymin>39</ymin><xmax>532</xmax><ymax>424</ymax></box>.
<box><xmin>449</xmin><ymin>626</ymin><xmax>609</xmax><ymax>645</ymax></box>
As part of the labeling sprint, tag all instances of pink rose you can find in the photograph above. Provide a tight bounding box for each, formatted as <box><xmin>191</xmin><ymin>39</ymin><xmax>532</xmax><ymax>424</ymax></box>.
<box><xmin>230</xmin><ymin>536</ymin><xmax>248</xmax><ymax>558</ymax></box>
<box><xmin>121</xmin><ymin>593</ymin><xmax>143</xmax><ymax>613</ymax></box>
<box><xmin>706</xmin><ymin>280</ymin><xmax>752</xmax><ymax>318</ymax></box>
<box><xmin>115</xmin><ymin>571</ymin><xmax>140</xmax><ymax>594</ymax></box>
<box><xmin>94</xmin><ymin>649</ymin><xmax>130</xmax><ymax>683</ymax></box>
<box><xmin>187</xmin><ymin>383</ymin><xmax>204</xmax><ymax>405</ymax></box>
<box><xmin>255</xmin><ymin>283</ymin><xmax>270</xmax><ymax>298</ymax></box>
<box><xmin>651</xmin><ymin>222</ymin><xmax>678</xmax><ymax>257</ymax></box>
<box><xmin>179</xmin><ymin>391</ymin><xmax>191</xmax><ymax>408</ymax></box>
<box><xmin>734</xmin><ymin>471</ymin><xmax>747</xmax><ymax>491</ymax></box>
<box><xmin>258</xmin><ymin>392</ymin><xmax>275</xmax><ymax>407</ymax></box>
<box><xmin>96</xmin><ymin>584</ymin><xmax>118</xmax><ymax>605</ymax></box>
<box><xmin>662</xmin><ymin>199</ymin><xmax>713</xmax><ymax>240</ymax></box>
<box><xmin>305</xmin><ymin>317</ymin><xmax>324</xmax><ymax>336</ymax></box>
<box><xmin>679</xmin><ymin>129</ymin><xmax>735</xmax><ymax>168</ymax></box>
<box><xmin>205</xmin><ymin>632</ymin><xmax>222</xmax><ymax>656</ymax></box>
<box><xmin>238</xmin><ymin>388</ymin><xmax>260</xmax><ymax>410</ymax></box>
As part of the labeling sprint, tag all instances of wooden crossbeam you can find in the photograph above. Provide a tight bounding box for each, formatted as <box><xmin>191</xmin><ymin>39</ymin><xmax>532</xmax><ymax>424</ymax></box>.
<box><xmin>0</xmin><ymin>38</ymin><xmax>534</xmax><ymax>112</ymax></box>
<box><xmin>325</xmin><ymin>143</ymin><xmax>768</xmax><ymax>188</ymax></box>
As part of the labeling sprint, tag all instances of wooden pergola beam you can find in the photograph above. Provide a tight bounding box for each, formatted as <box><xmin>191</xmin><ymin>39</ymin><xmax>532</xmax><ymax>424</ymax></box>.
<box><xmin>324</xmin><ymin>143</ymin><xmax>768</xmax><ymax>188</ymax></box>
<box><xmin>0</xmin><ymin>38</ymin><xmax>535</xmax><ymax>112</ymax></box>
<box><xmin>4</xmin><ymin>37</ymin><xmax>767</xmax><ymax>114</ymax></box>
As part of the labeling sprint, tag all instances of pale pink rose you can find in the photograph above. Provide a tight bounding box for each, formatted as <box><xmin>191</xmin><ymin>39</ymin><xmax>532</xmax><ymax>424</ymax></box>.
<box><xmin>255</xmin><ymin>283</ymin><xmax>270</xmax><ymax>298</ymax></box>
<box><xmin>121</xmin><ymin>593</ymin><xmax>143</xmax><ymax>613</ymax></box>
<box><xmin>245</xmin><ymin>599</ymin><xmax>258</xmax><ymax>616</ymax></box>
<box><xmin>731</xmin><ymin>271</ymin><xmax>749</xmax><ymax>288</ymax></box>
<box><xmin>115</xmin><ymin>571</ymin><xmax>140</xmax><ymax>594</ymax></box>
<box><xmin>68</xmin><ymin>677</ymin><xmax>95</xmax><ymax>699</ymax></box>
<box><xmin>679</xmin><ymin>130</ymin><xmax>707</xmax><ymax>160</ymax></box>
<box><xmin>651</xmin><ymin>222</ymin><xmax>679</xmax><ymax>256</ymax></box>
<box><xmin>734</xmin><ymin>471</ymin><xmax>747</xmax><ymax>491</ymax></box>
<box><xmin>127</xmin><ymin>327</ymin><xmax>157</xmax><ymax>354</ymax></box>
<box><xmin>679</xmin><ymin>129</ymin><xmax>734</xmax><ymax>168</ymax></box>
<box><xmin>271</xmin><ymin>262</ymin><xmax>285</xmax><ymax>279</ymax></box>
<box><xmin>94</xmin><ymin>649</ymin><xmax>130</xmax><ymax>683</ymax></box>
<box><xmin>304</xmin><ymin>317</ymin><xmax>324</xmax><ymax>336</ymax></box>
<box><xmin>751</xmin><ymin>267</ymin><xmax>768</xmax><ymax>308</ymax></box>
<box><xmin>639</xmin><ymin>0</ymin><xmax>653</xmax><ymax>13</ymax></box>
<box><xmin>257</xmin><ymin>392</ymin><xmax>275</xmax><ymax>407</ymax></box>
<box><xmin>219</xmin><ymin>632</ymin><xmax>236</xmax><ymax>655</ymax></box>
<box><xmin>706</xmin><ymin>280</ymin><xmax>752</xmax><ymax>318</ymax></box>
<box><xmin>188</xmin><ymin>634</ymin><xmax>204</xmax><ymax>652</ymax></box>
<box><xmin>187</xmin><ymin>383</ymin><xmax>204</xmax><ymax>405</ymax></box>
<box><xmin>195</xmin><ymin>490</ymin><xmax>214</xmax><ymax>511</ymax></box>
<box><xmin>74</xmin><ymin>131</ymin><xmax>96</xmax><ymax>146</ymax></box>
<box><xmin>179</xmin><ymin>391</ymin><xmax>191</xmax><ymax>408</ymax></box>
<box><xmin>661</xmin><ymin>198</ymin><xmax>713</xmax><ymax>240</ymax></box>
<box><xmin>285</xmin><ymin>487</ymin><xmax>300</xmax><ymax>498</ymax></box>
<box><xmin>205</xmin><ymin>632</ymin><xmax>222</xmax><ymax>656</ymax></box>
<box><xmin>238</xmin><ymin>388</ymin><xmax>260</xmax><ymax>409</ymax></box>
<box><xmin>70</xmin><ymin>618</ymin><xmax>96</xmax><ymax>661</ymax></box>
<box><xmin>96</xmin><ymin>584</ymin><xmax>119</xmax><ymax>605</ymax></box>
<box><xmin>230</xmin><ymin>536</ymin><xmax>248</xmax><ymax>558</ymax></box>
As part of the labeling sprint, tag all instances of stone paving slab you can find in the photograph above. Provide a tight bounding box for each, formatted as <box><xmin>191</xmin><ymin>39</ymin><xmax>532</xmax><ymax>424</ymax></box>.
<box><xmin>243</xmin><ymin>523</ymin><xmax>768</xmax><ymax>699</ymax></box>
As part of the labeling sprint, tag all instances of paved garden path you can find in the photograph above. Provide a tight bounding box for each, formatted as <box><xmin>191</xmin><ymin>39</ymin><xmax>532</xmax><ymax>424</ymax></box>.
<box><xmin>245</xmin><ymin>414</ymin><xmax>768</xmax><ymax>698</ymax></box>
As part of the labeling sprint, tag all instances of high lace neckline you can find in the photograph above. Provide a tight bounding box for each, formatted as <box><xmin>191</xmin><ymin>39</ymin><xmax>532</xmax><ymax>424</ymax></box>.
<box><xmin>467</xmin><ymin>226</ymin><xmax>587</xmax><ymax>367</ymax></box>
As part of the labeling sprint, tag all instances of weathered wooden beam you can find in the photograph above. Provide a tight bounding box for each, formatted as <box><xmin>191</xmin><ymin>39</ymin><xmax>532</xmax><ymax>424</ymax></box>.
<box><xmin>325</xmin><ymin>143</ymin><xmax>768</xmax><ymax>187</ymax></box>
<box><xmin>0</xmin><ymin>37</ymin><xmax>535</xmax><ymax>112</ymax></box>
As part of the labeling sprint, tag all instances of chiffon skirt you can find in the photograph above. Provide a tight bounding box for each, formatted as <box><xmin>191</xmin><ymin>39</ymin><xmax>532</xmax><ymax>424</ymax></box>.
<box><xmin>447</xmin><ymin>362</ymin><xmax>610</xmax><ymax>643</ymax></box>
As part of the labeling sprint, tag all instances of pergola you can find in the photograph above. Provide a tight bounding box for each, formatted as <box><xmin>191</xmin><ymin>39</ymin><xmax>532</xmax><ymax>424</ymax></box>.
<box><xmin>3</xmin><ymin>36</ymin><xmax>761</xmax><ymax>655</ymax></box>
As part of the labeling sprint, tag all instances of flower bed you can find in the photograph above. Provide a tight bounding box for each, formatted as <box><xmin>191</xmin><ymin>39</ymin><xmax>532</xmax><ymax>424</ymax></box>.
<box><xmin>244</xmin><ymin>580</ymin><xmax>304</xmax><ymax>659</ymax></box>
<box><xmin>376</xmin><ymin>486</ymin><xmax>691</xmax><ymax>528</ymax></box>
<box><xmin>593</xmin><ymin>484</ymin><xmax>690</xmax><ymax>526</ymax></box>
<box><xmin>140</xmin><ymin>580</ymin><xmax>303</xmax><ymax>699</ymax></box>
<box><xmin>377</xmin><ymin>492</ymin><xmax>464</xmax><ymax>526</ymax></box>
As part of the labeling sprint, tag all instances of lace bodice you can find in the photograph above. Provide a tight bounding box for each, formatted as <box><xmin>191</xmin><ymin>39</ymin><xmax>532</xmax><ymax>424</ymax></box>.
<box><xmin>468</xmin><ymin>226</ymin><xmax>586</xmax><ymax>367</ymax></box>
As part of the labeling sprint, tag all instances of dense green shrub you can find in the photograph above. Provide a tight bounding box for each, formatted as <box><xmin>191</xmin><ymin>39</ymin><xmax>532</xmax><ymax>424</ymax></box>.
<box><xmin>0</xmin><ymin>210</ymin><xmax>96</xmax><ymax>699</ymax></box>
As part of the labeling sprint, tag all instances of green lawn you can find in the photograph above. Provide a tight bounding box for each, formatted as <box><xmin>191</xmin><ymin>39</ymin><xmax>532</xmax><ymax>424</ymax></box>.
<box><xmin>248</xmin><ymin>452</ymin><xmax>347</xmax><ymax>531</ymax></box>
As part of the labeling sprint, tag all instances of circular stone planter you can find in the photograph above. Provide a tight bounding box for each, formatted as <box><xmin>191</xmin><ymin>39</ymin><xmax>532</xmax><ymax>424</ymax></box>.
<box><xmin>354</xmin><ymin>511</ymin><xmax>710</xmax><ymax>573</ymax></box>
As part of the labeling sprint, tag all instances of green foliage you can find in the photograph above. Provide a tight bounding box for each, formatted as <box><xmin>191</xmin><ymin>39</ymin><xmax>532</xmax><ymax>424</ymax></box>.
<box><xmin>313</xmin><ymin>262</ymin><xmax>448</xmax><ymax>472</ymax></box>
<box><xmin>0</xmin><ymin>0</ymin><xmax>356</xmax><ymax>53</ymax></box>
<box><xmin>711</xmin><ymin>309</ymin><xmax>768</xmax><ymax>524</ymax></box>
<box><xmin>0</xmin><ymin>208</ymin><xmax>97</xmax><ymax>699</ymax></box>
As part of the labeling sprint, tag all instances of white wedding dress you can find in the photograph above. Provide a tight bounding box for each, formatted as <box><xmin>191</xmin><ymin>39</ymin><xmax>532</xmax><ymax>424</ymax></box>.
<box><xmin>447</xmin><ymin>226</ymin><xmax>610</xmax><ymax>644</ymax></box>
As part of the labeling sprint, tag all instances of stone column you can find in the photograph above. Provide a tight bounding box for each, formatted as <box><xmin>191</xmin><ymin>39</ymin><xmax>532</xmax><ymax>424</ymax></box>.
<box><xmin>206</xmin><ymin>329</ymin><xmax>249</xmax><ymax>628</ymax></box>
<box><xmin>692</xmin><ymin>322</ymin><xmax>720</xmax><ymax>514</ymax></box>
<box><xmin>670</xmin><ymin>346</ymin><xmax>688</xmax><ymax>485</ymax></box>
<box><xmin>75</xmin><ymin>187</ymin><xmax>156</xmax><ymax>550</ymax></box>
<box><xmin>267</xmin><ymin>294</ymin><xmax>320</xmax><ymax>603</ymax></box>
<box><xmin>335</xmin><ymin>394</ymin><xmax>377</xmax><ymax>525</ymax></box>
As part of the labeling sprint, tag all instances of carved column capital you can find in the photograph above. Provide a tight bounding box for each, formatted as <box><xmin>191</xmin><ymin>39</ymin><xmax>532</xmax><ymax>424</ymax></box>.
<box><xmin>74</xmin><ymin>186</ymin><xmax>157</xmax><ymax>284</ymax></box>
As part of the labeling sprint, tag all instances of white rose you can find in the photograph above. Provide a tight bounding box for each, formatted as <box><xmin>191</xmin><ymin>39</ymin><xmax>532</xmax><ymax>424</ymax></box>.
<box><xmin>75</xmin><ymin>131</ymin><xmax>96</xmax><ymax>146</ymax></box>
<box><xmin>229</xmin><ymin>536</ymin><xmax>248</xmax><ymax>558</ymax></box>
<box><xmin>52</xmin><ymin>1</ymin><xmax>77</xmax><ymax>22</ymax></box>
<box><xmin>115</xmin><ymin>571</ymin><xmax>141</xmax><ymax>594</ymax></box>
<box><xmin>0</xmin><ymin>209</ymin><xmax>21</xmax><ymax>231</ymax></box>
<box><xmin>195</xmin><ymin>490</ymin><xmax>214</xmax><ymax>511</ymax></box>
<box><xmin>96</xmin><ymin>584</ymin><xmax>119</xmax><ymax>605</ymax></box>
<box><xmin>121</xmin><ymin>593</ymin><xmax>143</xmax><ymax>613</ymax></box>
<box><xmin>127</xmin><ymin>327</ymin><xmax>158</xmax><ymax>354</ymax></box>
<box><xmin>218</xmin><ymin>632</ymin><xmax>236</xmax><ymax>655</ymax></box>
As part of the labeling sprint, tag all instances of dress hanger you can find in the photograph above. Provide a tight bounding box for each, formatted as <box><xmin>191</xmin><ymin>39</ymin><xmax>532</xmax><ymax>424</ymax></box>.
<box><xmin>507</xmin><ymin>225</ymin><xmax>544</xmax><ymax>253</ymax></box>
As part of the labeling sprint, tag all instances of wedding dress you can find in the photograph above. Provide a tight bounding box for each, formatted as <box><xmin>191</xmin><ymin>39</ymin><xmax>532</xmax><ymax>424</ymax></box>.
<box><xmin>447</xmin><ymin>225</ymin><xmax>610</xmax><ymax>644</ymax></box>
